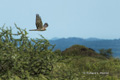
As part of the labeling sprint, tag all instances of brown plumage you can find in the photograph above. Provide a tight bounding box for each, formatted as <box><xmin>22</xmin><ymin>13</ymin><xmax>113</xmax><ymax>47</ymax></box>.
<box><xmin>29</xmin><ymin>14</ymin><xmax>48</xmax><ymax>31</ymax></box>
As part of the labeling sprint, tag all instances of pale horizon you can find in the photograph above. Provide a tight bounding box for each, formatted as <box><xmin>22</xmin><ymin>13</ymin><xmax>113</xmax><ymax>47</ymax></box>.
<box><xmin>0</xmin><ymin>0</ymin><xmax>120</xmax><ymax>39</ymax></box>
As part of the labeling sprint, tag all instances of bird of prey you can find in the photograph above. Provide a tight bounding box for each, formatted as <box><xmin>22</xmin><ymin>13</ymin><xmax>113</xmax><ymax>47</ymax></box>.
<box><xmin>29</xmin><ymin>14</ymin><xmax>48</xmax><ymax>31</ymax></box>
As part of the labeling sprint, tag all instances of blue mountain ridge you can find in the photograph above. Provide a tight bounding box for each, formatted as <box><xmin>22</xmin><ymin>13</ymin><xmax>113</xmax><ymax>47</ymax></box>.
<box><xmin>49</xmin><ymin>37</ymin><xmax>120</xmax><ymax>57</ymax></box>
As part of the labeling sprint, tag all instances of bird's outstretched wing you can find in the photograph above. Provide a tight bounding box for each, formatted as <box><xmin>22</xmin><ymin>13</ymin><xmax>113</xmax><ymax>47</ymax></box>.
<box><xmin>36</xmin><ymin>14</ymin><xmax>43</xmax><ymax>29</ymax></box>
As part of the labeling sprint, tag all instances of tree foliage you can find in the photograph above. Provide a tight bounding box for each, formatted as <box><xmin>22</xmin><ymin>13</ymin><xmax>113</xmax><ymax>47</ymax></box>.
<box><xmin>0</xmin><ymin>24</ymin><xmax>55</xmax><ymax>79</ymax></box>
<box><xmin>99</xmin><ymin>48</ymin><xmax>113</xmax><ymax>58</ymax></box>
<box><xmin>62</xmin><ymin>45</ymin><xmax>103</xmax><ymax>57</ymax></box>
<box><xmin>0</xmin><ymin>24</ymin><xmax>119</xmax><ymax>80</ymax></box>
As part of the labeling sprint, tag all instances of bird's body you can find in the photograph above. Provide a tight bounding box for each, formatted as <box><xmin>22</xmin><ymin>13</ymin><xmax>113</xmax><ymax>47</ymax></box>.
<box><xmin>29</xmin><ymin>14</ymin><xmax>48</xmax><ymax>31</ymax></box>
<box><xmin>29</xmin><ymin>29</ymin><xmax>46</xmax><ymax>31</ymax></box>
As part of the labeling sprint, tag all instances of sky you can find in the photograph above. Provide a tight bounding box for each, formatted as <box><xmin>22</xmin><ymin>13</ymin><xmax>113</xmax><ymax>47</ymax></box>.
<box><xmin>0</xmin><ymin>0</ymin><xmax>120</xmax><ymax>39</ymax></box>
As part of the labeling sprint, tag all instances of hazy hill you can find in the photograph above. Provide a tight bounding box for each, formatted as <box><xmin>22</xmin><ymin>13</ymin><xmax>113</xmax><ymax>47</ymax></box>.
<box><xmin>61</xmin><ymin>45</ymin><xmax>107</xmax><ymax>59</ymax></box>
<box><xmin>49</xmin><ymin>37</ymin><xmax>120</xmax><ymax>57</ymax></box>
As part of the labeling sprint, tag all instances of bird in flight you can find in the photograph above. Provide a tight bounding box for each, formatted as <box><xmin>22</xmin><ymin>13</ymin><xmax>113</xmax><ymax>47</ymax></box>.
<box><xmin>29</xmin><ymin>14</ymin><xmax>48</xmax><ymax>31</ymax></box>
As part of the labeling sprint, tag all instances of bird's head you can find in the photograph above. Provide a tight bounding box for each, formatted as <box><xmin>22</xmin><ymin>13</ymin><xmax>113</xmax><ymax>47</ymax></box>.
<box><xmin>44</xmin><ymin>23</ymin><xmax>48</xmax><ymax>28</ymax></box>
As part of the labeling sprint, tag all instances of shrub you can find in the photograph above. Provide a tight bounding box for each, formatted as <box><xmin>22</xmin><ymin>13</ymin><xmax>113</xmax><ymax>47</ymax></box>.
<box><xmin>99</xmin><ymin>48</ymin><xmax>113</xmax><ymax>58</ymax></box>
<box><xmin>62</xmin><ymin>45</ymin><xmax>99</xmax><ymax>57</ymax></box>
<box><xmin>0</xmin><ymin>24</ymin><xmax>55</xmax><ymax>79</ymax></box>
